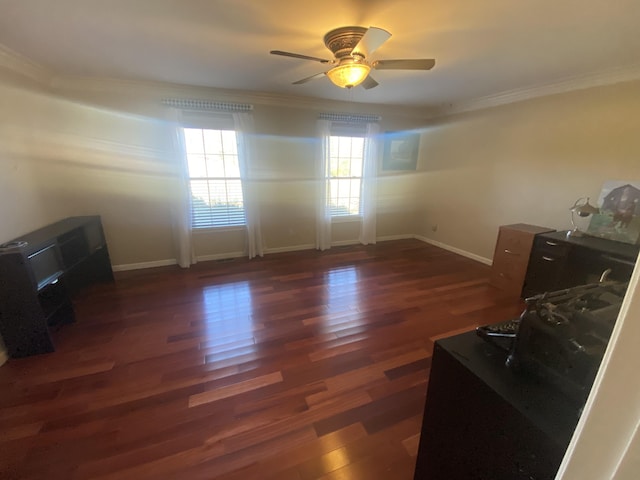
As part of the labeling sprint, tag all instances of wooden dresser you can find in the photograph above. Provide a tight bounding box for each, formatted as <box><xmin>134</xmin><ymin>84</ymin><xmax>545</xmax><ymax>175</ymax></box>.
<box><xmin>490</xmin><ymin>224</ymin><xmax>554</xmax><ymax>297</ymax></box>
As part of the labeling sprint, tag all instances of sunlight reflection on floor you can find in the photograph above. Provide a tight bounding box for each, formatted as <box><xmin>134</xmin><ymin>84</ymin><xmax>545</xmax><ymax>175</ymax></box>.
<box><xmin>202</xmin><ymin>281</ymin><xmax>254</xmax><ymax>340</ymax></box>
<box><xmin>318</xmin><ymin>266</ymin><xmax>364</xmax><ymax>334</ymax></box>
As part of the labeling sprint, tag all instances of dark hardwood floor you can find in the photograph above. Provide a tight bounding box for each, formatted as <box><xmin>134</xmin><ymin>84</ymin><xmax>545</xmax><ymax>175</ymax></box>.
<box><xmin>0</xmin><ymin>239</ymin><xmax>523</xmax><ymax>479</ymax></box>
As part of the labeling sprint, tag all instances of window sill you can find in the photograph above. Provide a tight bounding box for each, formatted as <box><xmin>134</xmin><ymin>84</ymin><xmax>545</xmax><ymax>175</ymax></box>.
<box><xmin>331</xmin><ymin>215</ymin><xmax>362</xmax><ymax>224</ymax></box>
<box><xmin>192</xmin><ymin>225</ymin><xmax>246</xmax><ymax>234</ymax></box>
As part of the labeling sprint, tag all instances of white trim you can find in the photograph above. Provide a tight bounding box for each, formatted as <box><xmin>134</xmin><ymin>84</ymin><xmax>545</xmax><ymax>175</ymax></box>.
<box><xmin>414</xmin><ymin>235</ymin><xmax>492</xmax><ymax>265</ymax></box>
<box><xmin>50</xmin><ymin>74</ymin><xmax>434</xmax><ymax>119</ymax></box>
<box><xmin>332</xmin><ymin>215</ymin><xmax>362</xmax><ymax>224</ymax></box>
<box><xmin>440</xmin><ymin>63</ymin><xmax>640</xmax><ymax>115</ymax></box>
<box><xmin>195</xmin><ymin>251</ymin><xmax>245</xmax><ymax>262</ymax></box>
<box><xmin>4</xmin><ymin>44</ymin><xmax>638</xmax><ymax>118</ymax></box>
<box><xmin>331</xmin><ymin>239</ymin><xmax>362</xmax><ymax>247</ymax></box>
<box><xmin>192</xmin><ymin>225</ymin><xmax>246</xmax><ymax>234</ymax></box>
<box><xmin>112</xmin><ymin>259</ymin><xmax>177</xmax><ymax>272</ymax></box>
<box><xmin>110</xmin><ymin>236</ymin><xmax>491</xmax><ymax>271</ymax></box>
<box><xmin>376</xmin><ymin>234</ymin><xmax>414</xmax><ymax>242</ymax></box>
<box><xmin>264</xmin><ymin>244</ymin><xmax>315</xmax><ymax>255</ymax></box>
<box><xmin>555</xmin><ymin>256</ymin><xmax>640</xmax><ymax>480</ymax></box>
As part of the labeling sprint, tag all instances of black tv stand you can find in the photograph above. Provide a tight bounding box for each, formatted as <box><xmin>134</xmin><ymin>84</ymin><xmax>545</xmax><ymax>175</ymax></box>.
<box><xmin>0</xmin><ymin>216</ymin><xmax>114</xmax><ymax>358</ymax></box>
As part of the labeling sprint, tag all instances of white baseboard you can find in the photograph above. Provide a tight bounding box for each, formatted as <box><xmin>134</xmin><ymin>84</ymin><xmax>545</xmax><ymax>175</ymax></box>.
<box><xmin>112</xmin><ymin>258</ymin><xmax>177</xmax><ymax>272</ymax></box>
<box><xmin>110</xmin><ymin>236</ymin><xmax>491</xmax><ymax>272</ymax></box>
<box><xmin>331</xmin><ymin>239</ymin><xmax>362</xmax><ymax>247</ymax></box>
<box><xmin>196</xmin><ymin>251</ymin><xmax>245</xmax><ymax>262</ymax></box>
<box><xmin>414</xmin><ymin>235</ymin><xmax>492</xmax><ymax>265</ymax></box>
<box><xmin>376</xmin><ymin>234</ymin><xmax>414</xmax><ymax>242</ymax></box>
<box><xmin>264</xmin><ymin>243</ymin><xmax>315</xmax><ymax>255</ymax></box>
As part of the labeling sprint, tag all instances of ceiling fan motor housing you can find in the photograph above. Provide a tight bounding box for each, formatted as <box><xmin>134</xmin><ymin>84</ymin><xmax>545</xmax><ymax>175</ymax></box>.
<box><xmin>323</xmin><ymin>26</ymin><xmax>367</xmax><ymax>59</ymax></box>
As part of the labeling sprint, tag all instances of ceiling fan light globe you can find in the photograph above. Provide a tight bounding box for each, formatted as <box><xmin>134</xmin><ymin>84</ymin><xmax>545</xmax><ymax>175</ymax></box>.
<box><xmin>327</xmin><ymin>63</ymin><xmax>371</xmax><ymax>88</ymax></box>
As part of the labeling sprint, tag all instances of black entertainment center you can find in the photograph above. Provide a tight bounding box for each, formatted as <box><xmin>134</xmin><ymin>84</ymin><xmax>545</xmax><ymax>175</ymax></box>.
<box><xmin>0</xmin><ymin>216</ymin><xmax>113</xmax><ymax>358</ymax></box>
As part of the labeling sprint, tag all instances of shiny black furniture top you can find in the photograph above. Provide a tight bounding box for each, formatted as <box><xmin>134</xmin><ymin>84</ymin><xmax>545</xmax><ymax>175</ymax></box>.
<box><xmin>414</xmin><ymin>331</ymin><xmax>580</xmax><ymax>480</ymax></box>
<box><xmin>523</xmin><ymin>230</ymin><xmax>639</xmax><ymax>298</ymax></box>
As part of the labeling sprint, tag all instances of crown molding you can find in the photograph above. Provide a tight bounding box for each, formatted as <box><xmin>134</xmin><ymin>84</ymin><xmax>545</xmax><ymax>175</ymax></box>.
<box><xmin>52</xmin><ymin>63</ymin><xmax>640</xmax><ymax>122</ymax></box>
<box><xmin>437</xmin><ymin>63</ymin><xmax>640</xmax><ymax>116</ymax></box>
<box><xmin>16</xmin><ymin>52</ymin><xmax>640</xmax><ymax>120</ymax></box>
<box><xmin>0</xmin><ymin>44</ymin><xmax>53</xmax><ymax>86</ymax></box>
<box><xmin>50</xmin><ymin>74</ymin><xmax>437</xmax><ymax>120</ymax></box>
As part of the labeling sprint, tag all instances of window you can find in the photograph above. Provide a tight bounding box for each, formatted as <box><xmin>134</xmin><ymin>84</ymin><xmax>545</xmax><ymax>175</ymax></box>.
<box><xmin>183</xmin><ymin>128</ymin><xmax>245</xmax><ymax>228</ymax></box>
<box><xmin>326</xmin><ymin>135</ymin><xmax>365</xmax><ymax>217</ymax></box>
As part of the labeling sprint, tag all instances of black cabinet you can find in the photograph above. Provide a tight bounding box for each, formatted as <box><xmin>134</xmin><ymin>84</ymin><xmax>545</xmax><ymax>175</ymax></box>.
<box><xmin>0</xmin><ymin>216</ymin><xmax>113</xmax><ymax>358</ymax></box>
<box><xmin>522</xmin><ymin>231</ymin><xmax>639</xmax><ymax>298</ymax></box>
<box><xmin>414</xmin><ymin>332</ymin><xmax>580</xmax><ymax>480</ymax></box>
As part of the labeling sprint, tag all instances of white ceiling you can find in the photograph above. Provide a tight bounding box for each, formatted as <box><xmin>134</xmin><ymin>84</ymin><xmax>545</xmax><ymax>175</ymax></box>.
<box><xmin>0</xmin><ymin>0</ymin><xmax>639</xmax><ymax>108</ymax></box>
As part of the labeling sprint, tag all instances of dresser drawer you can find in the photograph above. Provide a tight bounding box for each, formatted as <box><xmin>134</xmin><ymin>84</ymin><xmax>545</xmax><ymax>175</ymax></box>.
<box><xmin>495</xmin><ymin>229</ymin><xmax>533</xmax><ymax>258</ymax></box>
<box><xmin>532</xmin><ymin>237</ymin><xmax>571</xmax><ymax>258</ymax></box>
<box><xmin>522</xmin><ymin>231</ymin><xmax>639</xmax><ymax>298</ymax></box>
<box><xmin>490</xmin><ymin>258</ymin><xmax>529</xmax><ymax>293</ymax></box>
<box><xmin>490</xmin><ymin>224</ymin><xmax>554</xmax><ymax>296</ymax></box>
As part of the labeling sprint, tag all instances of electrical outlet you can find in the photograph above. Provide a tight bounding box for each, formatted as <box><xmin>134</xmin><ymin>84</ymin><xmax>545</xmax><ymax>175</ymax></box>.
<box><xmin>431</xmin><ymin>224</ymin><xmax>438</xmax><ymax>232</ymax></box>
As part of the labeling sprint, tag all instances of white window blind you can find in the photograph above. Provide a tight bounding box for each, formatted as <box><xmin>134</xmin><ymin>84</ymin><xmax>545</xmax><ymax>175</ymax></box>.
<box><xmin>183</xmin><ymin>128</ymin><xmax>246</xmax><ymax>228</ymax></box>
<box><xmin>323</xmin><ymin>118</ymin><xmax>369</xmax><ymax>217</ymax></box>
<box><xmin>327</xmin><ymin>134</ymin><xmax>366</xmax><ymax>217</ymax></box>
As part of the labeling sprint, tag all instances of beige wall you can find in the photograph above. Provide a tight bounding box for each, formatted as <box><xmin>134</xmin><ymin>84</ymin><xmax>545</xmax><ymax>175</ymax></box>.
<box><xmin>412</xmin><ymin>79</ymin><xmax>640</xmax><ymax>480</ymax></box>
<box><xmin>0</xmin><ymin>74</ymin><xmax>429</xmax><ymax>266</ymax></box>
<box><xmin>39</xmin><ymin>78</ymin><xmax>430</xmax><ymax>265</ymax></box>
<box><xmin>4</xmin><ymin>73</ymin><xmax>638</xmax><ymax>268</ymax></box>
<box><xmin>0</xmin><ymin>76</ymin><xmax>178</xmax><ymax>265</ymax></box>
<box><xmin>0</xmin><ymin>75</ymin><xmax>49</xmax><ymax>241</ymax></box>
<box><xmin>416</xmin><ymin>80</ymin><xmax>640</xmax><ymax>261</ymax></box>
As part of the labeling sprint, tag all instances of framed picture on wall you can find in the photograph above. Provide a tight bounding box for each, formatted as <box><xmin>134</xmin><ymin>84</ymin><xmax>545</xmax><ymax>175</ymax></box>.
<box><xmin>586</xmin><ymin>180</ymin><xmax>640</xmax><ymax>245</ymax></box>
<box><xmin>382</xmin><ymin>131</ymin><xmax>420</xmax><ymax>171</ymax></box>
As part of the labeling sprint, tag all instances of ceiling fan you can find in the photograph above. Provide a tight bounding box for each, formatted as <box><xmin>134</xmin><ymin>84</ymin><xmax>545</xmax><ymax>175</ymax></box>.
<box><xmin>270</xmin><ymin>26</ymin><xmax>435</xmax><ymax>90</ymax></box>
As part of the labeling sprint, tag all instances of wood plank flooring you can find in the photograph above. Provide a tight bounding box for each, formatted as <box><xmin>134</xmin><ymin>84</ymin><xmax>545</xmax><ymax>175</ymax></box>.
<box><xmin>0</xmin><ymin>239</ymin><xmax>524</xmax><ymax>479</ymax></box>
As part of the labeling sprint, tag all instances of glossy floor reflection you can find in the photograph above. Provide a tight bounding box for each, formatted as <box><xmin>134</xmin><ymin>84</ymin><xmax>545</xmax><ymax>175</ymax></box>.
<box><xmin>0</xmin><ymin>240</ymin><xmax>523</xmax><ymax>480</ymax></box>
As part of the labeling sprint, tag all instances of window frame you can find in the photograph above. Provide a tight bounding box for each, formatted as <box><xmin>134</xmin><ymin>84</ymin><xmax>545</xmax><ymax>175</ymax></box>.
<box><xmin>182</xmin><ymin>127</ymin><xmax>246</xmax><ymax>230</ymax></box>
<box><xmin>325</xmin><ymin>132</ymin><xmax>367</xmax><ymax>221</ymax></box>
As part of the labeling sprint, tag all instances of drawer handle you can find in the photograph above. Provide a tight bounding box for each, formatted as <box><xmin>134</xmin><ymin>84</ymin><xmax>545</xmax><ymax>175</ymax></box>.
<box><xmin>504</xmin><ymin>249</ymin><xmax>518</xmax><ymax>255</ymax></box>
<box><xmin>545</xmin><ymin>241</ymin><xmax>559</xmax><ymax>246</ymax></box>
<box><xmin>600</xmin><ymin>268</ymin><xmax>612</xmax><ymax>282</ymax></box>
<box><xmin>601</xmin><ymin>254</ymin><xmax>636</xmax><ymax>267</ymax></box>
<box><xmin>542</xmin><ymin>256</ymin><xmax>555</xmax><ymax>262</ymax></box>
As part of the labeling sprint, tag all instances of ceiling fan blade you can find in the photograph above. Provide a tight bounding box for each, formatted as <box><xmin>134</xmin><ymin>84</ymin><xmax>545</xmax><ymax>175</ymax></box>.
<box><xmin>292</xmin><ymin>72</ymin><xmax>327</xmax><ymax>85</ymax></box>
<box><xmin>351</xmin><ymin>26</ymin><xmax>391</xmax><ymax>57</ymax></box>
<box><xmin>372</xmin><ymin>59</ymin><xmax>436</xmax><ymax>70</ymax></box>
<box><xmin>360</xmin><ymin>76</ymin><xmax>379</xmax><ymax>90</ymax></box>
<box><xmin>270</xmin><ymin>50</ymin><xmax>331</xmax><ymax>64</ymax></box>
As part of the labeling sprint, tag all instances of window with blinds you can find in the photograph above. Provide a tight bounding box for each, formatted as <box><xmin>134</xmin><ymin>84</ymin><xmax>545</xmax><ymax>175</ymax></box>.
<box><xmin>327</xmin><ymin>135</ymin><xmax>365</xmax><ymax>216</ymax></box>
<box><xmin>183</xmin><ymin>128</ymin><xmax>246</xmax><ymax>228</ymax></box>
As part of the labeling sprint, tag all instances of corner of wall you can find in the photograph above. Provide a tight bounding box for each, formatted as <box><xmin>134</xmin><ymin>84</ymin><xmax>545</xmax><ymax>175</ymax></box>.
<box><xmin>415</xmin><ymin>234</ymin><xmax>492</xmax><ymax>265</ymax></box>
